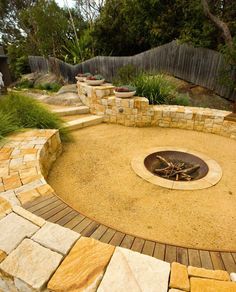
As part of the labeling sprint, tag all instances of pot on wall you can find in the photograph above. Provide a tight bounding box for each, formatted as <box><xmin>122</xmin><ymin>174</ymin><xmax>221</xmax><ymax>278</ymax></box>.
<box><xmin>114</xmin><ymin>90</ymin><xmax>136</xmax><ymax>98</ymax></box>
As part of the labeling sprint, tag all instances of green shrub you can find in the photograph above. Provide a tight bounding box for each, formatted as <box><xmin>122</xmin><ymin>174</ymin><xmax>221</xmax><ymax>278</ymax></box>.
<box><xmin>15</xmin><ymin>80</ymin><xmax>61</xmax><ymax>92</ymax></box>
<box><xmin>114</xmin><ymin>64</ymin><xmax>138</xmax><ymax>85</ymax></box>
<box><xmin>16</xmin><ymin>79</ymin><xmax>34</xmax><ymax>89</ymax></box>
<box><xmin>34</xmin><ymin>82</ymin><xmax>61</xmax><ymax>92</ymax></box>
<box><xmin>0</xmin><ymin>93</ymin><xmax>69</xmax><ymax>141</ymax></box>
<box><xmin>131</xmin><ymin>74</ymin><xmax>190</xmax><ymax>106</ymax></box>
<box><xmin>170</xmin><ymin>94</ymin><xmax>190</xmax><ymax>106</ymax></box>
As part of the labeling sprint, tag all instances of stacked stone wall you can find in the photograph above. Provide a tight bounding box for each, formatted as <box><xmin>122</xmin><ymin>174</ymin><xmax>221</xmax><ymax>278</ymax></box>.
<box><xmin>77</xmin><ymin>81</ymin><xmax>236</xmax><ymax>140</ymax></box>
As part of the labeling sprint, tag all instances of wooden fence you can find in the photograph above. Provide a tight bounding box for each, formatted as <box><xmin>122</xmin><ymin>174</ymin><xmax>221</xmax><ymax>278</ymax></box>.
<box><xmin>28</xmin><ymin>40</ymin><xmax>236</xmax><ymax>101</ymax></box>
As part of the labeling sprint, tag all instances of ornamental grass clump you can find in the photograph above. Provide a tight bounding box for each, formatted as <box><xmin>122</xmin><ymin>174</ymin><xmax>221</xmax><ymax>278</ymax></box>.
<box><xmin>132</xmin><ymin>74</ymin><xmax>189</xmax><ymax>105</ymax></box>
<box><xmin>0</xmin><ymin>92</ymin><xmax>69</xmax><ymax>141</ymax></box>
<box><xmin>0</xmin><ymin>111</ymin><xmax>18</xmax><ymax>141</ymax></box>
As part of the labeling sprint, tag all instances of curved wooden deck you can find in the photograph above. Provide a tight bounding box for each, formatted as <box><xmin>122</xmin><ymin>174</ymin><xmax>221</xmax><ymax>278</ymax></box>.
<box><xmin>23</xmin><ymin>194</ymin><xmax>236</xmax><ymax>274</ymax></box>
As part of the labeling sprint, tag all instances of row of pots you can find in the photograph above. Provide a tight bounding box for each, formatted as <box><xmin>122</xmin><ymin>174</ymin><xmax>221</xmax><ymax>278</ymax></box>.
<box><xmin>75</xmin><ymin>73</ymin><xmax>136</xmax><ymax>98</ymax></box>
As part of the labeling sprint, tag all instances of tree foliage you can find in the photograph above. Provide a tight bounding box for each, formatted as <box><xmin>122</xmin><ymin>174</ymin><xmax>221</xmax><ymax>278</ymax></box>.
<box><xmin>19</xmin><ymin>1</ymin><xmax>70</xmax><ymax>57</ymax></box>
<box><xmin>0</xmin><ymin>1</ymin><xmax>87</xmax><ymax>78</ymax></box>
<box><xmin>0</xmin><ymin>0</ymin><xmax>235</xmax><ymax>80</ymax></box>
<box><xmin>92</xmin><ymin>0</ymin><xmax>236</xmax><ymax>56</ymax></box>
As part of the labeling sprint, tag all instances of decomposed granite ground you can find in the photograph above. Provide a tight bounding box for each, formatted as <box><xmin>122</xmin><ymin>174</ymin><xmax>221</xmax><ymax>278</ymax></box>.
<box><xmin>48</xmin><ymin>124</ymin><xmax>236</xmax><ymax>251</ymax></box>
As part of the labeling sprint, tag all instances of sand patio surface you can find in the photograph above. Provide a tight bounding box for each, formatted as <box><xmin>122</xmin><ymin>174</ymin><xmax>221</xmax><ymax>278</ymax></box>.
<box><xmin>48</xmin><ymin>124</ymin><xmax>236</xmax><ymax>251</ymax></box>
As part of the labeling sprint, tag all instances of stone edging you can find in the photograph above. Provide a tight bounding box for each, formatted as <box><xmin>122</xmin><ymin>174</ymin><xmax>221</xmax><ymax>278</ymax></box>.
<box><xmin>77</xmin><ymin>81</ymin><xmax>236</xmax><ymax>140</ymax></box>
<box><xmin>131</xmin><ymin>147</ymin><xmax>222</xmax><ymax>190</ymax></box>
<box><xmin>0</xmin><ymin>130</ymin><xmax>235</xmax><ymax>291</ymax></box>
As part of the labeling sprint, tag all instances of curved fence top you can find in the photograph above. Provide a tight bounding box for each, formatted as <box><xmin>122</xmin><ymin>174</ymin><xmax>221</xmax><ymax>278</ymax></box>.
<box><xmin>28</xmin><ymin>41</ymin><xmax>236</xmax><ymax>101</ymax></box>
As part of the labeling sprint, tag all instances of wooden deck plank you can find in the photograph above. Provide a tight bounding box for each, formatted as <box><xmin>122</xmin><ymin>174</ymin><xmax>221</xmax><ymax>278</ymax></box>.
<box><xmin>221</xmin><ymin>252</ymin><xmax>236</xmax><ymax>273</ymax></box>
<box><xmin>24</xmin><ymin>194</ymin><xmax>230</xmax><ymax>271</ymax></box>
<box><xmin>80</xmin><ymin>221</ymin><xmax>100</xmax><ymax>237</ymax></box>
<box><xmin>99</xmin><ymin>228</ymin><xmax>116</xmax><ymax>244</ymax></box>
<box><xmin>153</xmin><ymin>243</ymin><xmax>165</xmax><ymax>261</ymax></box>
<box><xmin>40</xmin><ymin>204</ymin><xmax>68</xmax><ymax>220</ymax></box>
<box><xmin>33</xmin><ymin>200</ymin><xmax>63</xmax><ymax>216</ymax></box>
<box><xmin>165</xmin><ymin>245</ymin><xmax>177</xmax><ymax>263</ymax></box>
<box><xmin>232</xmin><ymin>253</ymin><xmax>236</xmax><ymax>263</ymax></box>
<box><xmin>131</xmin><ymin>238</ymin><xmax>145</xmax><ymax>253</ymax></box>
<box><xmin>120</xmin><ymin>235</ymin><xmax>135</xmax><ymax>249</ymax></box>
<box><xmin>56</xmin><ymin>210</ymin><xmax>78</xmax><ymax>226</ymax></box>
<box><xmin>72</xmin><ymin>217</ymin><xmax>92</xmax><ymax>233</ymax></box>
<box><xmin>142</xmin><ymin>240</ymin><xmax>155</xmax><ymax>257</ymax></box>
<box><xmin>199</xmin><ymin>250</ymin><xmax>213</xmax><ymax>269</ymax></box>
<box><xmin>210</xmin><ymin>252</ymin><xmax>225</xmax><ymax>271</ymax></box>
<box><xmin>63</xmin><ymin>214</ymin><xmax>85</xmax><ymax>229</ymax></box>
<box><xmin>188</xmin><ymin>249</ymin><xmax>201</xmax><ymax>268</ymax></box>
<box><xmin>23</xmin><ymin>194</ymin><xmax>54</xmax><ymax>209</ymax></box>
<box><xmin>177</xmin><ymin>247</ymin><xmax>189</xmax><ymax>266</ymax></box>
<box><xmin>27</xmin><ymin>196</ymin><xmax>58</xmax><ymax>213</ymax></box>
<box><xmin>90</xmin><ymin>225</ymin><xmax>108</xmax><ymax>240</ymax></box>
<box><xmin>109</xmin><ymin>232</ymin><xmax>125</xmax><ymax>246</ymax></box>
<box><xmin>47</xmin><ymin>206</ymin><xmax>73</xmax><ymax>223</ymax></box>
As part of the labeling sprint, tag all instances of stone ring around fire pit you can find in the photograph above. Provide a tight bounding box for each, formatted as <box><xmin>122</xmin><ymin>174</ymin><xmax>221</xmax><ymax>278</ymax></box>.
<box><xmin>131</xmin><ymin>147</ymin><xmax>222</xmax><ymax>190</ymax></box>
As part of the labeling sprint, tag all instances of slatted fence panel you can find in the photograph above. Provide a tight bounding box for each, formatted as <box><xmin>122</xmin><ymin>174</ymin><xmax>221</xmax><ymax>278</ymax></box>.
<box><xmin>28</xmin><ymin>41</ymin><xmax>236</xmax><ymax>101</ymax></box>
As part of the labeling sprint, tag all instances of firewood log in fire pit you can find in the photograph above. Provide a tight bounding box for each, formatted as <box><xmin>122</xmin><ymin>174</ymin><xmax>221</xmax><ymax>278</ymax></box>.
<box><xmin>154</xmin><ymin>155</ymin><xmax>200</xmax><ymax>181</ymax></box>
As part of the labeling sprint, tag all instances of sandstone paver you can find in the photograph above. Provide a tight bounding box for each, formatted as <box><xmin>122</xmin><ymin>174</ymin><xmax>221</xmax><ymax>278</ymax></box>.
<box><xmin>97</xmin><ymin>246</ymin><xmax>170</xmax><ymax>292</ymax></box>
<box><xmin>13</xmin><ymin>205</ymin><xmax>45</xmax><ymax>227</ymax></box>
<box><xmin>47</xmin><ymin>237</ymin><xmax>114</xmax><ymax>292</ymax></box>
<box><xmin>190</xmin><ymin>277</ymin><xmax>236</xmax><ymax>292</ymax></box>
<box><xmin>32</xmin><ymin>222</ymin><xmax>80</xmax><ymax>255</ymax></box>
<box><xmin>0</xmin><ymin>213</ymin><xmax>39</xmax><ymax>254</ymax></box>
<box><xmin>17</xmin><ymin>189</ymin><xmax>41</xmax><ymax>205</ymax></box>
<box><xmin>231</xmin><ymin>273</ymin><xmax>236</xmax><ymax>282</ymax></box>
<box><xmin>0</xmin><ymin>238</ymin><xmax>62</xmax><ymax>291</ymax></box>
<box><xmin>0</xmin><ymin>250</ymin><xmax>6</xmax><ymax>263</ymax></box>
<box><xmin>170</xmin><ymin>262</ymin><xmax>190</xmax><ymax>291</ymax></box>
<box><xmin>0</xmin><ymin>190</ymin><xmax>20</xmax><ymax>206</ymax></box>
<box><xmin>37</xmin><ymin>184</ymin><xmax>55</xmax><ymax>196</ymax></box>
<box><xmin>188</xmin><ymin>266</ymin><xmax>230</xmax><ymax>281</ymax></box>
<box><xmin>0</xmin><ymin>197</ymin><xmax>12</xmax><ymax>218</ymax></box>
<box><xmin>3</xmin><ymin>174</ymin><xmax>22</xmax><ymax>191</ymax></box>
<box><xmin>0</xmin><ymin>276</ymin><xmax>17</xmax><ymax>292</ymax></box>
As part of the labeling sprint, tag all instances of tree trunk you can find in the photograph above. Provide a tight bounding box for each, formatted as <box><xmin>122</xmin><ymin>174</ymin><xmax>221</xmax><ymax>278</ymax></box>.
<box><xmin>201</xmin><ymin>0</ymin><xmax>233</xmax><ymax>49</ymax></box>
<box><xmin>201</xmin><ymin>0</ymin><xmax>235</xmax><ymax>113</ymax></box>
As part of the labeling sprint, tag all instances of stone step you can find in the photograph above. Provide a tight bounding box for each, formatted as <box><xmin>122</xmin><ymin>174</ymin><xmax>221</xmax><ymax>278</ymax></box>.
<box><xmin>52</xmin><ymin>106</ymin><xmax>89</xmax><ymax>116</ymax></box>
<box><xmin>63</xmin><ymin>115</ymin><xmax>104</xmax><ymax>131</ymax></box>
<box><xmin>62</xmin><ymin>114</ymin><xmax>90</xmax><ymax>122</ymax></box>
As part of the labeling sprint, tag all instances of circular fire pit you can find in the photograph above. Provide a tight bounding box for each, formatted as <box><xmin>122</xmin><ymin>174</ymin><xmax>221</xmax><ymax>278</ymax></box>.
<box><xmin>144</xmin><ymin>151</ymin><xmax>209</xmax><ymax>181</ymax></box>
<box><xmin>131</xmin><ymin>147</ymin><xmax>222</xmax><ymax>190</ymax></box>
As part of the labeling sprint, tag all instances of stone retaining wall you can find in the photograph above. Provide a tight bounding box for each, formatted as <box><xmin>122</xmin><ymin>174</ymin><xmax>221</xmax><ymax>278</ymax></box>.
<box><xmin>0</xmin><ymin>130</ymin><xmax>61</xmax><ymax>208</ymax></box>
<box><xmin>77</xmin><ymin>81</ymin><xmax>236</xmax><ymax>140</ymax></box>
<box><xmin>0</xmin><ymin>130</ymin><xmax>235</xmax><ymax>291</ymax></box>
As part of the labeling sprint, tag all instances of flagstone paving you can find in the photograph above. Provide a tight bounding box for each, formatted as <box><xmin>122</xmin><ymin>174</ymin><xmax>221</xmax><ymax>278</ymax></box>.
<box><xmin>0</xmin><ymin>238</ymin><xmax>63</xmax><ymax>291</ymax></box>
<box><xmin>0</xmin><ymin>213</ymin><xmax>39</xmax><ymax>254</ymax></box>
<box><xmin>97</xmin><ymin>247</ymin><xmax>170</xmax><ymax>292</ymax></box>
<box><xmin>32</xmin><ymin>221</ymin><xmax>80</xmax><ymax>255</ymax></box>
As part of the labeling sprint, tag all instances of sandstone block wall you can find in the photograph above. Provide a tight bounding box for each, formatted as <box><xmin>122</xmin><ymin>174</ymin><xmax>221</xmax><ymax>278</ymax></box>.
<box><xmin>77</xmin><ymin>81</ymin><xmax>236</xmax><ymax>140</ymax></box>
